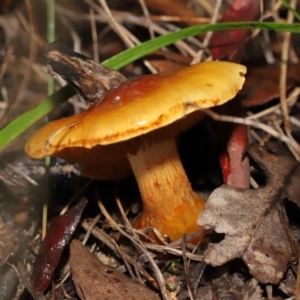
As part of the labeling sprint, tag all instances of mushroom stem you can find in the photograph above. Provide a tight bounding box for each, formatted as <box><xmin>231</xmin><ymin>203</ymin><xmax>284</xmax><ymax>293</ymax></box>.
<box><xmin>127</xmin><ymin>138</ymin><xmax>206</xmax><ymax>242</ymax></box>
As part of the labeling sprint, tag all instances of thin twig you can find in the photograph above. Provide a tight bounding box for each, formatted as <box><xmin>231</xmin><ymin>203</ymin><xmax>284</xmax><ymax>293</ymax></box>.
<box><xmin>96</xmin><ymin>0</ymin><xmax>134</xmax><ymax>48</ymax></box>
<box><xmin>138</xmin><ymin>0</ymin><xmax>155</xmax><ymax>39</ymax></box>
<box><xmin>82</xmin><ymin>214</ymin><xmax>101</xmax><ymax>245</ymax></box>
<box><xmin>2</xmin><ymin>0</ymin><xmax>38</xmax><ymax>126</ymax></box>
<box><xmin>89</xmin><ymin>7</ymin><xmax>99</xmax><ymax>63</ymax></box>
<box><xmin>280</xmin><ymin>0</ymin><xmax>299</xmax><ymax>154</ymax></box>
<box><xmin>97</xmin><ymin>199</ymin><xmax>169</xmax><ymax>300</ymax></box>
<box><xmin>81</xmin><ymin>219</ymin><xmax>159</xmax><ymax>289</ymax></box>
<box><xmin>5</xmin><ymin>163</ymin><xmax>38</xmax><ymax>186</ymax></box>
<box><xmin>192</xmin><ymin>0</ymin><xmax>223</xmax><ymax>63</ymax></box>
<box><xmin>182</xmin><ymin>235</ymin><xmax>196</xmax><ymax>300</ymax></box>
<box><xmin>204</xmin><ymin>108</ymin><xmax>300</xmax><ymax>159</ymax></box>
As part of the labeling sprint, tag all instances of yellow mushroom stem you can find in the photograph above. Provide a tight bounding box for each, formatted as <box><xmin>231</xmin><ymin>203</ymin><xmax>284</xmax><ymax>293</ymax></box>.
<box><xmin>127</xmin><ymin>138</ymin><xmax>206</xmax><ymax>242</ymax></box>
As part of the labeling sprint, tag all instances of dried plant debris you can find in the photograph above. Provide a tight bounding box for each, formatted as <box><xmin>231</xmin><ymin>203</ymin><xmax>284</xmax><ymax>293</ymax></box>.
<box><xmin>32</xmin><ymin>198</ymin><xmax>87</xmax><ymax>294</ymax></box>
<box><xmin>69</xmin><ymin>239</ymin><xmax>160</xmax><ymax>300</ymax></box>
<box><xmin>241</xmin><ymin>64</ymin><xmax>300</xmax><ymax>107</ymax></box>
<box><xmin>198</xmin><ymin>144</ymin><xmax>299</xmax><ymax>284</ymax></box>
<box><xmin>45</xmin><ymin>42</ymin><xmax>126</xmax><ymax>104</ymax></box>
<box><xmin>212</xmin><ymin>272</ymin><xmax>263</xmax><ymax>300</ymax></box>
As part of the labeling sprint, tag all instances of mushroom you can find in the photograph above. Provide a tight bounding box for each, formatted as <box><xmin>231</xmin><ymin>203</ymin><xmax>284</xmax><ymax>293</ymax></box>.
<box><xmin>25</xmin><ymin>61</ymin><xmax>246</xmax><ymax>242</ymax></box>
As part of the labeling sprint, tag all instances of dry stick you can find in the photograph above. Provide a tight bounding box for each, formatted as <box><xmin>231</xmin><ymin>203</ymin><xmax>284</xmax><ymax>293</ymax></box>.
<box><xmin>5</xmin><ymin>162</ymin><xmax>38</xmax><ymax>186</ymax></box>
<box><xmin>114</xmin><ymin>197</ymin><xmax>170</xmax><ymax>295</ymax></box>
<box><xmin>204</xmin><ymin>108</ymin><xmax>300</xmax><ymax>159</ymax></box>
<box><xmin>192</xmin><ymin>0</ymin><xmax>223</xmax><ymax>63</ymax></box>
<box><xmin>136</xmin><ymin>0</ymin><xmax>158</xmax><ymax>74</ymax></box>
<box><xmin>138</xmin><ymin>0</ymin><xmax>155</xmax><ymax>39</ymax></box>
<box><xmin>182</xmin><ymin>235</ymin><xmax>196</xmax><ymax>300</ymax></box>
<box><xmin>81</xmin><ymin>219</ymin><xmax>159</xmax><ymax>289</ymax></box>
<box><xmin>96</xmin><ymin>0</ymin><xmax>133</xmax><ymax>48</ymax></box>
<box><xmin>280</xmin><ymin>0</ymin><xmax>299</xmax><ymax>148</ymax></box>
<box><xmin>133</xmin><ymin>254</ymin><xmax>144</xmax><ymax>284</ymax></box>
<box><xmin>86</xmin><ymin>0</ymin><xmax>157</xmax><ymax>74</ymax></box>
<box><xmin>81</xmin><ymin>214</ymin><xmax>101</xmax><ymax>245</ymax></box>
<box><xmin>2</xmin><ymin>0</ymin><xmax>38</xmax><ymax>126</ymax></box>
<box><xmin>251</xmin><ymin>0</ymin><xmax>281</xmax><ymax>54</ymax></box>
<box><xmin>146</xmin><ymin>22</ymin><xmax>198</xmax><ymax>57</ymax></box>
<box><xmin>57</xmin><ymin>5</ymin><xmax>212</xmax><ymax>24</ymax></box>
<box><xmin>142</xmin><ymin>243</ymin><xmax>203</xmax><ymax>261</ymax></box>
<box><xmin>97</xmin><ymin>199</ymin><xmax>169</xmax><ymax>300</ymax></box>
<box><xmin>273</xmin><ymin>119</ymin><xmax>300</xmax><ymax>160</ymax></box>
<box><xmin>58</xmin><ymin>3</ymin><xmax>200</xmax><ymax>58</ymax></box>
<box><xmin>89</xmin><ymin>7</ymin><xmax>99</xmax><ymax>64</ymax></box>
<box><xmin>85</xmin><ymin>213</ymin><xmax>137</xmax><ymax>280</ymax></box>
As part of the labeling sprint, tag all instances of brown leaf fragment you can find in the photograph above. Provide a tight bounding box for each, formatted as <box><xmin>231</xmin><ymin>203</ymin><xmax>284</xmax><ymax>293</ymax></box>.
<box><xmin>242</xmin><ymin>279</ymin><xmax>263</xmax><ymax>300</ymax></box>
<box><xmin>284</xmin><ymin>163</ymin><xmax>300</xmax><ymax>209</ymax></box>
<box><xmin>198</xmin><ymin>145</ymin><xmax>295</xmax><ymax>284</ymax></box>
<box><xmin>279</xmin><ymin>268</ymin><xmax>296</xmax><ymax>296</ymax></box>
<box><xmin>69</xmin><ymin>240</ymin><xmax>160</xmax><ymax>300</ymax></box>
<box><xmin>241</xmin><ymin>64</ymin><xmax>300</xmax><ymax>107</ymax></box>
<box><xmin>243</xmin><ymin>206</ymin><xmax>291</xmax><ymax>283</ymax></box>
<box><xmin>211</xmin><ymin>272</ymin><xmax>262</xmax><ymax>300</ymax></box>
<box><xmin>212</xmin><ymin>272</ymin><xmax>244</xmax><ymax>300</ymax></box>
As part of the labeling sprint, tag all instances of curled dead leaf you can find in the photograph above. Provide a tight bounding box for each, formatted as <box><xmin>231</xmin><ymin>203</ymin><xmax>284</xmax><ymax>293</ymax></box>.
<box><xmin>198</xmin><ymin>144</ymin><xmax>296</xmax><ymax>284</ymax></box>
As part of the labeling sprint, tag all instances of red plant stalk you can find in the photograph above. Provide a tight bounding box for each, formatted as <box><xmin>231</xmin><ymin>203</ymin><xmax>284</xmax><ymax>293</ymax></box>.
<box><xmin>210</xmin><ymin>0</ymin><xmax>260</xmax><ymax>188</ymax></box>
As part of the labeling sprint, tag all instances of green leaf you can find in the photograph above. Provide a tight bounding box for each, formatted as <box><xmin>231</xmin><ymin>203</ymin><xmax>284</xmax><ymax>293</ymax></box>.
<box><xmin>1</xmin><ymin>21</ymin><xmax>300</xmax><ymax>151</ymax></box>
<box><xmin>281</xmin><ymin>0</ymin><xmax>300</xmax><ymax>22</ymax></box>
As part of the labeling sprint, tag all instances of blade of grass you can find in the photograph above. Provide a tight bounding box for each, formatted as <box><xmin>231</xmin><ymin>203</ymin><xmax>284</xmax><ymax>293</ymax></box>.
<box><xmin>0</xmin><ymin>21</ymin><xmax>300</xmax><ymax>151</ymax></box>
<box><xmin>42</xmin><ymin>0</ymin><xmax>56</xmax><ymax>240</ymax></box>
<box><xmin>281</xmin><ymin>0</ymin><xmax>300</xmax><ymax>22</ymax></box>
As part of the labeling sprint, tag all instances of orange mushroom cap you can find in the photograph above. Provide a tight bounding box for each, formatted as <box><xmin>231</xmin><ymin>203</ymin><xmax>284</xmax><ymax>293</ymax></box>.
<box><xmin>25</xmin><ymin>61</ymin><xmax>246</xmax><ymax>242</ymax></box>
<box><xmin>26</xmin><ymin>61</ymin><xmax>246</xmax><ymax>179</ymax></box>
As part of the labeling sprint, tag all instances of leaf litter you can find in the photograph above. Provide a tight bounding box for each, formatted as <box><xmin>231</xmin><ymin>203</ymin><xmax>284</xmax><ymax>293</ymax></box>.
<box><xmin>1</xmin><ymin>0</ymin><xmax>300</xmax><ymax>299</ymax></box>
<box><xmin>198</xmin><ymin>143</ymin><xmax>298</xmax><ymax>284</ymax></box>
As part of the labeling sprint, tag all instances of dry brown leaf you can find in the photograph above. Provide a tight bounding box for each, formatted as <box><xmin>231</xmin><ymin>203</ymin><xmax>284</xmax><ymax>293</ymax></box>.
<box><xmin>212</xmin><ymin>272</ymin><xmax>244</xmax><ymax>300</ymax></box>
<box><xmin>198</xmin><ymin>144</ymin><xmax>296</xmax><ymax>284</ymax></box>
<box><xmin>69</xmin><ymin>240</ymin><xmax>160</xmax><ymax>300</ymax></box>
<box><xmin>211</xmin><ymin>272</ymin><xmax>263</xmax><ymax>300</ymax></box>
<box><xmin>242</xmin><ymin>279</ymin><xmax>263</xmax><ymax>300</ymax></box>
<box><xmin>241</xmin><ymin>64</ymin><xmax>300</xmax><ymax>107</ymax></box>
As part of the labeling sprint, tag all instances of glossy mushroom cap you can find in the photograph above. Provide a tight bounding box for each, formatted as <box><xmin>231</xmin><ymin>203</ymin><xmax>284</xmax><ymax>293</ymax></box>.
<box><xmin>25</xmin><ymin>61</ymin><xmax>246</xmax><ymax>179</ymax></box>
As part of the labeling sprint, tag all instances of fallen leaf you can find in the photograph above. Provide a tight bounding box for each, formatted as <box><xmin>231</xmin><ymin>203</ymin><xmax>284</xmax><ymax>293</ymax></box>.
<box><xmin>212</xmin><ymin>272</ymin><xmax>244</xmax><ymax>300</ymax></box>
<box><xmin>210</xmin><ymin>0</ymin><xmax>260</xmax><ymax>61</ymax></box>
<box><xmin>211</xmin><ymin>272</ymin><xmax>263</xmax><ymax>300</ymax></box>
<box><xmin>241</xmin><ymin>64</ymin><xmax>300</xmax><ymax>107</ymax></box>
<box><xmin>69</xmin><ymin>240</ymin><xmax>160</xmax><ymax>300</ymax></box>
<box><xmin>32</xmin><ymin>198</ymin><xmax>87</xmax><ymax>294</ymax></box>
<box><xmin>243</xmin><ymin>278</ymin><xmax>263</xmax><ymax>300</ymax></box>
<box><xmin>198</xmin><ymin>144</ymin><xmax>295</xmax><ymax>284</ymax></box>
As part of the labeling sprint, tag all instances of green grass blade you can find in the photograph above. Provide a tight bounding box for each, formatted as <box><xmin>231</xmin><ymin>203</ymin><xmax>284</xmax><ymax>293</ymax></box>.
<box><xmin>0</xmin><ymin>21</ymin><xmax>300</xmax><ymax>151</ymax></box>
<box><xmin>281</xmin><ymin>0</ymin><xmax>300</xmax><ymax>22</ymax></box>
<box><xmin>103</xmin><ymin>21</ymin><xmax>300</xmax><ymax>69</ymax></box>
<box><xmin>0</xmin><ymin>85</ymin><xmax>75</xmax><ymax>149</ymax></box>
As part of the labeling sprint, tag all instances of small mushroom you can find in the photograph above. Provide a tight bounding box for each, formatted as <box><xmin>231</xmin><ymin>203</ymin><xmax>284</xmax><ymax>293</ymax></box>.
<box><xmin>25</xmin><ymin>61</ymin><xmax>246</xmax><ymax>242</ymax></box>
